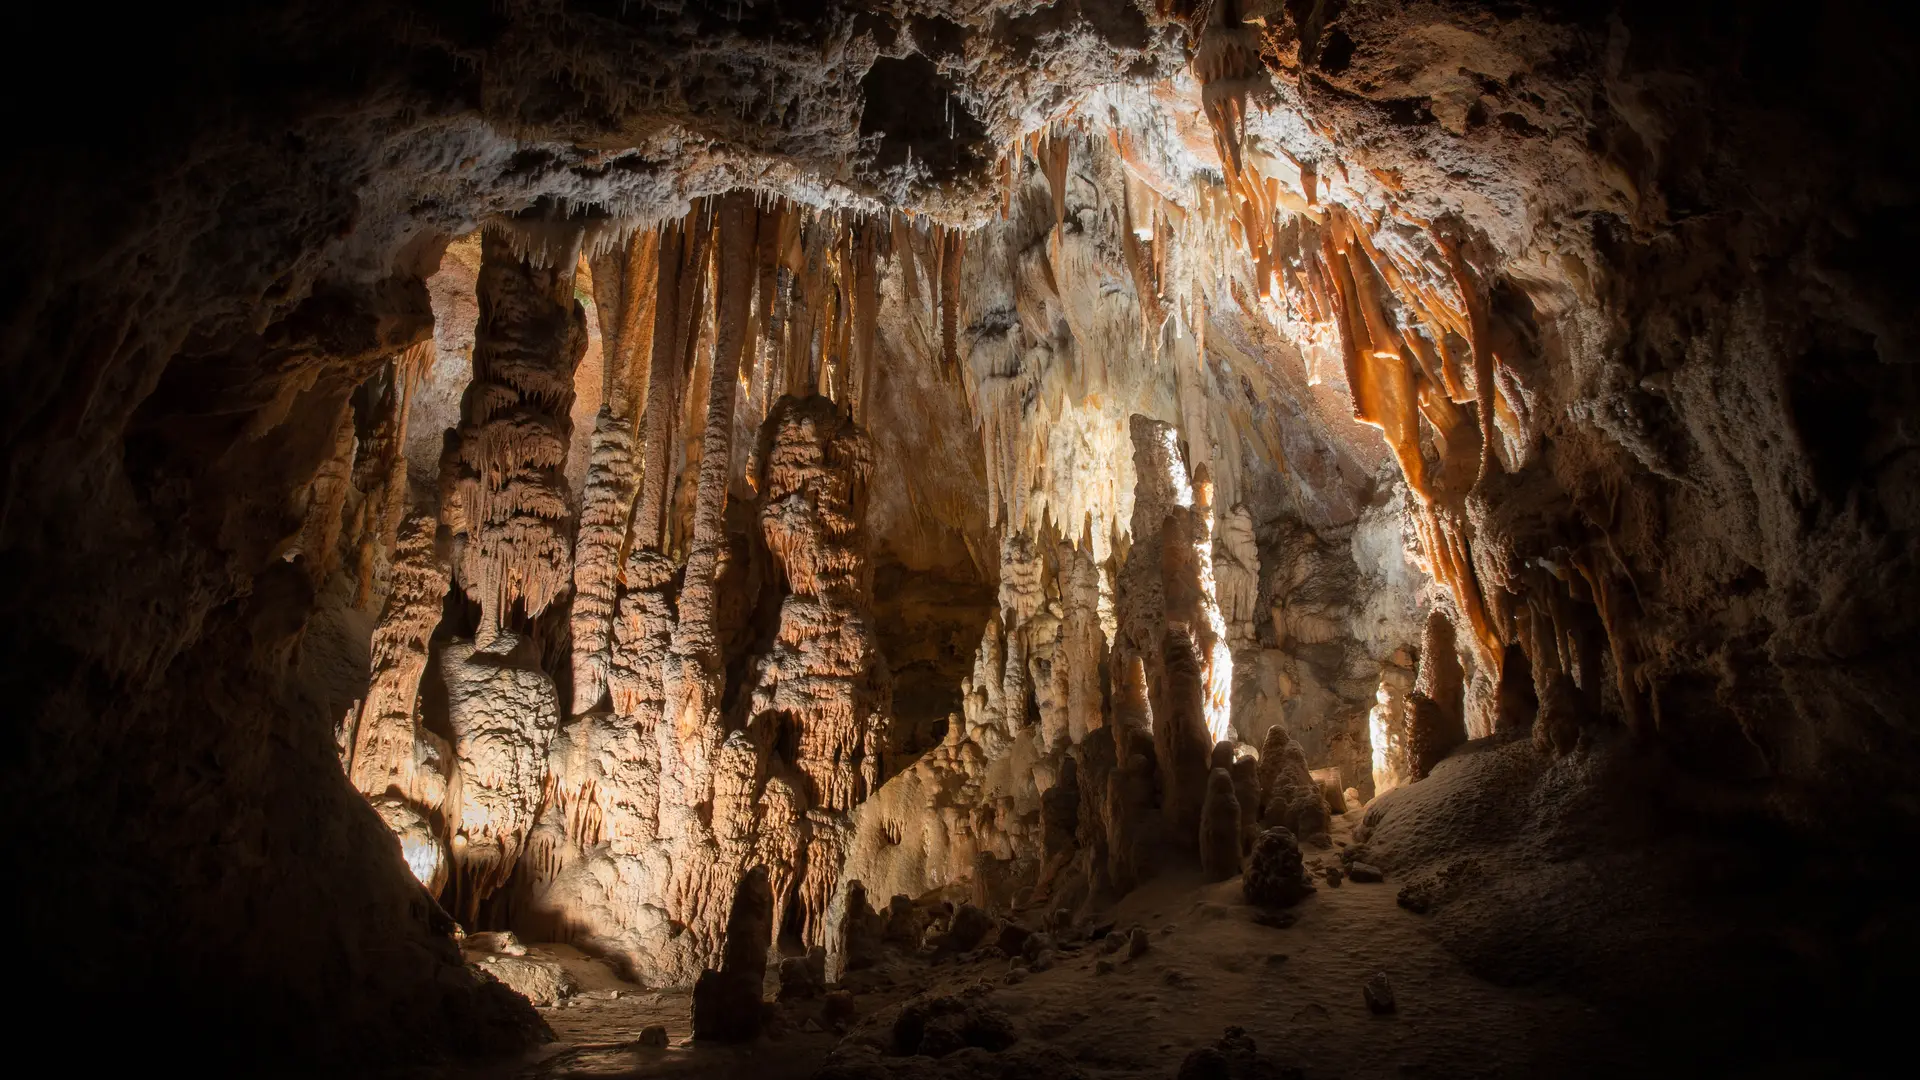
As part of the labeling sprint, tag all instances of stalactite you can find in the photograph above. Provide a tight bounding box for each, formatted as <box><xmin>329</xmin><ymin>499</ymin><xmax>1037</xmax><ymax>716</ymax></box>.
<box><xmin>671</xmin><ymin>192</ymin><xmax>760</xmax><ymax>726</ymax></box>
<box><xmin>451</xmin><ymin>228</ymin><xmax>589</xmax><ymax>643</ymax></box>
<box><xmin>940</xmin><ymin>227</ymin><xmax>965</xmax><ymax>374</ymax></box>
<box><xmin>634</xmin><ymin>218</ymin><xmax>711</xmax><ymax>556</ymax></box>
<box><xmin>850</xmin><ymin>223</ymin><xmax>879</xmax><ymax>420</ymax></box>
<box><xmin>349</xmin><ymin>340</ymin><xmax>432</xmax><ymax>608</ymax></box>
<box><xmin>1042</xmin><ymin>129</ymin><xmax>1070</xmax><ymax>285</ymax></box>
<box><xmin>570</xmin><ymin>229</ymin><xmax>662</xmax><ymax>715</ymax></box>
<box><xmin>295</xmin><ymin>406</ymin><xmax>356</xmax><ymax>586</ymax></box>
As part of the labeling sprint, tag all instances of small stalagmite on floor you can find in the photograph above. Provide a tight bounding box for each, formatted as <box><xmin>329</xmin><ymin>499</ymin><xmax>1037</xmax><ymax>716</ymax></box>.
<box><xmin>692</xmin><ymin>865</ymin><xmax>774</xmax><ymax>1042</ymax></box>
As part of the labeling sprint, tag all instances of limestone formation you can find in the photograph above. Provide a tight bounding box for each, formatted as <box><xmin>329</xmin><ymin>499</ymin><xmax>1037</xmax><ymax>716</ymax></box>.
<box><xmin>1230</xmin><ymin>755</ymin><xmax>1263</xmax><ymax>853</ymax></box>
<box><xmin>447</xmin><ymin>230</ymin><xmax>588</xmax><ymax>645</ymax></box>
<box><xmin>346</xmin><ymin>512</ymin><xmax>452</xmax><ymax>863</ymax></box>
<box><xmin>1257</xmin><ymin>724</ymin><xmax>1328</xmax><ymax>845</ymax></box>
<box><xmin>570</xmin><ymin>231</ymin><xmax>659</xmax><ymax>714</ymax></box>
<box><xmin>1159</xmin><ymin>628</ymin><xmax>1216</xmax><ymax>840</ymax></box>
<box><xmin>1407</xmin><ymin>611</ymin><xmax>1469</xmax><ymax>779</ymax></box>
<box><xmin>1244</xmin><ymin>828</ymin><xmax>1311</xmax><ymax>909</ymax></box>
<box><xmin>1198</xmin><ymin>767</ymin><xmax>1242</xmax><ymax>881</ymax></box>
<box><xmin>441</xmin><ymin>633</ymin><xmax>561</xmax><ymax>921</ymax></box>
<box><xmin>24</xmin><ymin>3</ymin><xmax>1914</xmax><ymax>1069</ymax></box>
<box><xmin>692</xmin><ymin>866</ymin><xmax>773</xmax><ymax>1043</ymax></box>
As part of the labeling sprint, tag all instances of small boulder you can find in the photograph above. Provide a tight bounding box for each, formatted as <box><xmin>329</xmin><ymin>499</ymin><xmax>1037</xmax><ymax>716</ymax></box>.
<box><xmin>1251</xmin><ymin>909</ymin><xmax>1297</xmax><ymax>930</ymax></box>
<box><xmin>463</xmin><ymin>930</ymin><xmax>528</xmax><ymax>956</ymax></box>
<box><xmin>883</xmin><ymin>895</ymin><xmax>923</xmax><ymax>944</ymax></box>
<box><xmin>994</xmin><ymin>920</ymin><xmax>1034</xmax><ymax>956</ymax></box>
<box><xmin>778</xmin><ymin>948</ymin><xmax>826</xmax><ymax>1000</ymax></box>
<box><xmin>1324</xmin><ymin>865</ymin><xmax>1344</xmax><ymax>887</ymax></box>
<box><xmin>892</xmin><ymin>996</ymin><xmax>1019</xmax><ymax>1058</ymax></box>
<box><xmin>636</xmin><ymin>1024</ymin><xmax>670</xmax><ymax>1048</ymax></box>
<box><xmin>1176</xmin><ymin>1025</ymin><xmax>1304</xmax><ymax>1080</ymax></box>
<box><xmin>1363</xmin><ymin>971</ymin><xmax>1396</xmax><ymax>1014</ymax></box>
<box><xmin>943</xmin><ymin>903</ymin><xmax>996</xmax><ymax>952</ymax></box>
<box><xmin>1348</xmin><ymin>862</ymin><xmax>1385</xmax><ymax>883</ymax></box>
<box><xmin>469</xmin><ymin>953</ymin><xmax>577</xmax><ymax>1007</ymax></box>
<box><xmin>1127</xmin><ymin>927</ymin><xmax>1151</xmax><ymax>959</ymax></box>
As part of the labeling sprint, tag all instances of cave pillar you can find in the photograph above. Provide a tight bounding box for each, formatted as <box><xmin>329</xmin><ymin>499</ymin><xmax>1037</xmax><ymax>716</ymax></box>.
<box><xmin>746</xmin><ymin>394</ymin><xmax>887</xmax><ymax>947</ymax></box>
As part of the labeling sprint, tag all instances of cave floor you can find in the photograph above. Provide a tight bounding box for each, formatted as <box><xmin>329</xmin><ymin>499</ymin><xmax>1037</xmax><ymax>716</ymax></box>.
<box><xmin>444</xmin><ymin>811</ymin><xmax>1638</xmax><ymax>1080</ymax></box>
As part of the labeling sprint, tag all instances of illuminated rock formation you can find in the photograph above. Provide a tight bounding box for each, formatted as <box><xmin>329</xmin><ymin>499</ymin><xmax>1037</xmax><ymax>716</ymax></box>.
<box><xmin>345</xmin><ymin>513</ymin><xmax>453</xmax><ymax>887</ymax></box>
<box><xmin>1407</xmin><ymin>610</ymin><xmax>1468</xmax><ymax>780</ymax></box>
<box><xmin>19</xmin><ymin>3</ymin><xmax>1915</xmax><ymax>1070</ymax></box>
<box><xmin>569</xmin><ymin>228</ymin><xmax>658</xmax><ymax>715</ymax></box>
<box><xmin>440</xmin><ymin>634</ymin><xmax>561</xmax><ymax>922</ymax></box>
<box><xmin>448</xmin><ymin>228</ymin><xmax>589</xmax><ymax>645</ymax></box>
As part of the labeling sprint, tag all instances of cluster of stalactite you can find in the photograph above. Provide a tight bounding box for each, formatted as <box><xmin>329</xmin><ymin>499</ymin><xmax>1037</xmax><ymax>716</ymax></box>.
<box><xmin>335</xmin><ymin>42</ymin><xmax>1639</xmax><ymax>985</ymax></box>
<box><xmin>308</xmin><ymin>336</ymin><xmax>448</xmax><ymax>890</ymax></box>
<box><xmin>447</xmin><ymin>229</ymin><xmax>590</xmax><ymax>644</ymax></box>
<box><xmin>505</xmin><ymin>194</ymin><xmax>932</xmax><ymax>985</ymax></box>
<box><xmin>1178</xmin><ymin>24</ymin><xmax>1639</xmax><ymax>766</ymax></box>
<box><xmin>824</xmin><ymin>43</ymin><xmax>1647</xmax><ymax>954</ymax></box>
<box><xmin>328</xmin><ymin>192</ymin><xmax>963</xmax><ymax>983</ymax></box>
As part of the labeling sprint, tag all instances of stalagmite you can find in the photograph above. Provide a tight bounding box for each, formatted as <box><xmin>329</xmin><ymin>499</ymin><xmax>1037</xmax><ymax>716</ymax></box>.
<box><xmin>442</xmin><ymin>633</ymin><xmax>561</xmax><ymax>922</ymax></box>
<box><xmin>1198</xmin><ymin>767</ymin><xmax>1242</xmax><ymax>881</ymax></box>
<box><xmin>1159</xmin><ymin>627</ymin><xmax>1214</xmax><ymax>838</ymax></box>
<box><xmin>691</xmin><ymin>865</ymin><xmax>773</xmax><ymax>1042</ymax></box>
<box><xmin>347</xmin><ymin>513</ymin><xmax>451</xmax><ymax>807</ymax></box>
<box><xmin>746</xmin><ymin>394</ymin><xmax>889</xmax><ymax>942</ymax></box>
<box><xmin>1230</xmin><ymin>754</ymin><xmax>1262</xmax><ymax>854</ymax></box>
<box><xmin>1407</xmin><ymin>610</ymin><xmax>1468</xmax><ymax>779</ymax></box>
<box><xmin>1051</xmin><ymin>538</ymin><xmax>1107</xmax><ymax>748</ymax></box>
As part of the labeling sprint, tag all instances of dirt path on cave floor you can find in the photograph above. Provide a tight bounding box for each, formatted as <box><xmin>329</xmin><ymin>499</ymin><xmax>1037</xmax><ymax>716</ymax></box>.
<box><xmin>436</xmin><ymin>809</ymin><xmax>1637</xmax><ymax>1080</ymax></box>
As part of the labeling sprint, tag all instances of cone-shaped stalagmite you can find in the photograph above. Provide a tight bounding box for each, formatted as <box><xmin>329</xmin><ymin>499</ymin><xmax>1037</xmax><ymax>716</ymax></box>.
<box><xmin>1407</xmin><ymin>610</ymin><xmax>1468</xmax><ymax>779</ymax></box>
<box><xmin>692</xmin><ymin>865</ymin><xmax>774</xmax><ymax>1042</ymax></box>
<box><xmin>1199</xmin><ymin>767</ymin><xmax>1242</xmax><ymax>881</ymax></box>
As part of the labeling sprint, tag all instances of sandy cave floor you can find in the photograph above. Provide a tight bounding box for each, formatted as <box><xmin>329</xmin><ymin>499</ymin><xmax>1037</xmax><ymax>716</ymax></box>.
<box><xmin>433</xmin><ymin>806</ymin><xmax>1662</xmax><ymax>1080</ymax></box>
